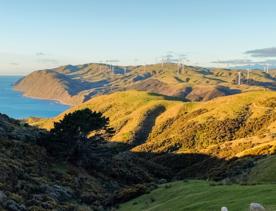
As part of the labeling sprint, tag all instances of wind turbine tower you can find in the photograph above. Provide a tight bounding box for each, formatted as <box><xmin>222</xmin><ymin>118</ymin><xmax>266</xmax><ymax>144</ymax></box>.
<box><xmin>266</xmin><ymin>64</ymin><xmax>269</xmax><ymax>73</ymax></box>
<box><xmin>247</xmin><ymin>64</ymin><xmax>251</xmax><ymax>84</ymax></box>
<box><xmin>238</xmin><ymin>71</ymin><xmax>241</xmax><ymax>85</ymax></box>
<box><xmin>247</xmin><ymin>69</ymin><xmax>250</xmax><ymax>84</ymax></box>
<box><xmin>111</xmin><ymin>65</ymin><xmax>114</xmax><ymax>74</ymax></box>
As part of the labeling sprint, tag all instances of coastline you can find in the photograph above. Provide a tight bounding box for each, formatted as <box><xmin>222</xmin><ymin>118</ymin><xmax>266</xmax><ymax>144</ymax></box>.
<box><xmin>0</xmin><ymin>76</ymin><xmax>70</xmax><ymax>119</ymax></box>
<box><xmin>13</xmin><ymin>87</ymin><xmax>72</xmax><ymax>107</ymax></box>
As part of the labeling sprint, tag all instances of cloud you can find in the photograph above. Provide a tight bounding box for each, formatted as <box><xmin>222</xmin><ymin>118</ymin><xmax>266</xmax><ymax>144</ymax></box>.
<box><xmin>159</xmin><ymin>52</ymin><xmax>188</xmax><ymax>63</ymax></box>
<box><xmin>212</xmin><ymin>59</ymin><xmax>252</xmax><ymax>65</ymax></box>
<box><xmin>36</xmin><ymin>52</ymin><xmax>46</xmax><ymax>56</ymax></box>
<box><xmin>212</xmin><ymin>58</ymin><xmax>276</xmax><ymax>66</ymax></box>
<box><xmin>260</xmin><ymin>59</ymin><xmax>276</xmax><ymax>65</ymax></box>
<box><xmin>105</xmin><ymin>59</ymin><xmax>120</xmax><ymax>63</ymax></box>
<box><xmin>9</xmin><ymin>62</ymin><xmax>19</xmax><ymax>66</ymax></box>
<box><xmin>245</xmin><ymin>47</ymin><xmax>276</xmax><ymax>57</ymax></box>
<box><xmin>37</xmin><ymin>58</ymin><xmax>59</xmax><ymax>65</ymax></box>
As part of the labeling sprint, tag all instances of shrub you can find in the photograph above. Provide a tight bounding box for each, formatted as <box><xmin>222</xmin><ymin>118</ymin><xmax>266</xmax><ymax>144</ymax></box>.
<box><xmin>44</xmin><ymin>108</ymin><xmax>110</xmax><ymax>159</ymax></box>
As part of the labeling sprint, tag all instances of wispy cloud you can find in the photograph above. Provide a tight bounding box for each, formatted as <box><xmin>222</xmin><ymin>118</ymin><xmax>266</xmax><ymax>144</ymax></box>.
<box><xmin>9</xmin><ymin>62</ymin><xmax>19</xmax><ymax>66</ymax></box>
<box><xmin>36</xmin><ymin>52</ymin><xmax>46</xmax><ymax>56</ymax></box>
<box><xmin>260</xmin><ymin>59</ymin><xmax>276</xmax><ymax>64</ymax></box>
<box><xmin>212</xmin><ymin>58</ymin><xmax>276</xmax><ymax>66</ymax></box>
<box><xmin>37</xmin><ymin>58</ymin><xmax>59</xmax><ymax>65</ymax></box>
<box><xmin>159</xmin><ymin>52</ymin><xmax>188</xmax><ymax>63</ymax></box>
<box><xmin>212</xmin><ymin>59</ymin><xmax>252</xmax><ymax>65</ymax></box>
<box><xmin>105</xmin><ymin>59</ymin><xmax>120</xmax><ymax>63</ymax></box>
<box><xmin>245</xmin><ymin>47</ymin><xmax>276</xmax><ymax>57</ymax></box>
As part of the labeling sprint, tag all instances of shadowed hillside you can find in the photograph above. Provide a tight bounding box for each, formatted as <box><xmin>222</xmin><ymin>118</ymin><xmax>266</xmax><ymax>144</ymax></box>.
<box><xmin>1</xmin><ymin>89</ymin><xmax>276</xmax><ymax>210</ymax></box>
<box><xmin>14</xmin><ymin>63</ymin><xmax>276</xmax><ymax>105</ymax></box>
<box><xmin>1</xmin><ymin>112</ymin><xmax>268</xmax><ymax>210</ymax></box>
<box><xmin>31</xmin><ymin>90</ymin><xmax>276</xmax><ymax>160</ymax></box>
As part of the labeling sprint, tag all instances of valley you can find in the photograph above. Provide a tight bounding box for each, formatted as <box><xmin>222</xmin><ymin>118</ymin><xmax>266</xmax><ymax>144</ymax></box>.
<box><xmin>0</xmin><ymin>84</ymin><xmax>276</xmax><ymax>210</ymax></box>
<box><xmin>2</xmin><ymin>1</ymin><xmax>276</xmax><ymax>210</ymax></box>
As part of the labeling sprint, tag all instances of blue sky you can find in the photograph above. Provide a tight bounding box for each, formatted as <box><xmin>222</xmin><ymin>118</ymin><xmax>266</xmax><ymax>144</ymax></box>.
<box><xmin>1</xmin><ymin>0</ymin><xmax>276</xmax><ymax>74</ymax></box>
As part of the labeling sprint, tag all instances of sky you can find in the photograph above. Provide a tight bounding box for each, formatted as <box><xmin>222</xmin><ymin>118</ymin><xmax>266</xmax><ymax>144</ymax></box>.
<box><xmin>1</xmin><ymin>0</ymin><xmax>276</xmax><ymax>75</ymax></box>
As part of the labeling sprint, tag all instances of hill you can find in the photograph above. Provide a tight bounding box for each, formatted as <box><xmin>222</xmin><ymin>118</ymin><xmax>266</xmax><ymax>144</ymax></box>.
<box><xmin>2</xmin><ymin>90</ymin><xmax>276</xmax><ymax>210</ymax></box>
<box><xmin>14</xmin><ymin>63</ymin><xmax>276</xmax><ymax>105</ymax></box>
<box><xmin>0</xmin><ymin>112</ymin><xmax>171</xmax><ymax>210</ymax></box>
<box><xmin>5</xmin><ymin>109</ymin><xmax>263</xmax><ymax>210</ymax></box>
<box><xmin>118</xmin><ymin>180</ymin><xmax>276</xmax><ymax>211</ymax></box>
<box><xmin>32</xmin><ymin>90</ymin><xmax>276</xmax><ymax>160</ymax></box>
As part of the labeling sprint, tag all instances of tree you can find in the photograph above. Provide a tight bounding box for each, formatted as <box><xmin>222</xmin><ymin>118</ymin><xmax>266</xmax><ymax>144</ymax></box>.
<box><xmin>46</xmin><ymin>108</ymin><xmax>110</xmax><ymax>159</ymax></box>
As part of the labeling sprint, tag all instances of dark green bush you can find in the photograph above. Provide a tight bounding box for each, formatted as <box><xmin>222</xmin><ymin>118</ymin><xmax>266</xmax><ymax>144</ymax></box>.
<box><xmin>43</xmin><ymin>108</ymin><xmax>110</xmax><ymax>159</ymax></box>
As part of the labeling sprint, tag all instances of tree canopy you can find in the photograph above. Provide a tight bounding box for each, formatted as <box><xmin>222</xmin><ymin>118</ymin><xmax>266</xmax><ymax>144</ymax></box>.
<box><xmin>46</xmin><ymin>108</ymin><xmax>110</xmax><ymax>159</ymax></box>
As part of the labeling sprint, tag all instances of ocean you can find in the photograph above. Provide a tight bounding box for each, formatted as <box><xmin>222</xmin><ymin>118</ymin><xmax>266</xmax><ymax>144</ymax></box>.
<box><xmin>0</xmin><ymin>76</ymin><xmax>69</xmax><ymax>119</ymax></box>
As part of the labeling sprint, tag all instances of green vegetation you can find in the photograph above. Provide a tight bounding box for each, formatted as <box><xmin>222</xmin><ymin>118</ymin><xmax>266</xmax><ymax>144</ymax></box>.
<box><xmin>118</xmin><ymin>180</ymin><xmax>276</xmax><ymax>211</ymax></box>
<box><xmin>1</xmin><ymin>90</ymin><xmax>276</xmax><ymax>210</ymax></box>
<box><xmin>42</xmin><ymin>108</ymin><xmax>110</xmax><ymax>159</ymax></box>
<box><xmin>50</xmin><ymin>108</ymin><xmax>109</xmax><ymax>141</ymax></box>
<box><xmin>247</xmin><ymin>155</ymin><xmax>276</xmax><ymax>183</ymax></box>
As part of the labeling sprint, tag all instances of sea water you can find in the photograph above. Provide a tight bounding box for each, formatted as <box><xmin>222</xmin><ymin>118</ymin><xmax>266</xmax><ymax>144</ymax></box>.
<box><xmin>0</xmin><ymin>76</ymin><xmax>69</xmax><ymax>119</ymax></box>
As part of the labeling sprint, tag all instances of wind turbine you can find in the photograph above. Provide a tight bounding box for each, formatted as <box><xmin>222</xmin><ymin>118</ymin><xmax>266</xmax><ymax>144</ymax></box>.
<box><xmin>266</xmin><ymin>63</ymin><xmax>270</xmax><ymax>73</ymax></box>
<box><xmin>237</xmin><ymin>71</ymin><xmax>241</xmax><ymax>85</ymax></box>
<box><xmin>177</xmin><ymin>60</ymin><xmax>181</xmax><ymax>75</ymax></box>
<box><xmin>247</xmin><ymin>63</ymin><xmax>251</xmax><ymax>84</ymax></box>
<box><xmin>247</xmin><ymin>68</ymin><xmax>250</xmax><ymax>84</ymax></box>
<box><xmin>178</xmin><ymin>54</ymin><xmax>187</xmax><ymax>74</ymax></box>
<box><xmin>106</xmin><ymin>59</ymin><xmax>119</xmax><ymax>74</ymax></box>
<box><xmin>161</xmin><ymin>58</ymin><xmax>164</xmax><ymax>67</ymax></box>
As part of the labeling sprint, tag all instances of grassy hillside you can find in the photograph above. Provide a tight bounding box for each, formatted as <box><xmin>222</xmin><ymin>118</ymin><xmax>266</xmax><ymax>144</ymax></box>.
<box><xmin>14</xmin><ymin>63</ymin><xmax>276</xmax><ymax>105</ymax></box>
<box><xmin>31</xmin><ymin>90</ymin><xmax>276</xmax><ymax>160</ymax></box>
<box><xmin>3</xmin><ymin>90</ymin><xmax>276</xmax><ymax>210</ymax></box>
<box><xmin>0</xmin><ymin>114</ymin><xmax>172</xmax><ymax>210</ymax></box>
<box><xmin>247</xmin><ymin>155</ymin><xmax>276</xmax><ymax>183</ymax></box>
<box><xmin>118</xmin><ymin>180</ymin><xmax>276</xmax><ymax>211</ymax></box>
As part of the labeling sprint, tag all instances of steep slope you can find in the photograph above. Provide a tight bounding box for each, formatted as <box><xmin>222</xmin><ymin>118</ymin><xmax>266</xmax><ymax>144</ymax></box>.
<box><xmin>0</xmin><ymin>113</ymin><xmax>43</xmax><ymax>141</ymax></box>
<box><xmin>4</xmin><ymin>91</ymin><xmax>276</xmax><ymax>209</ymax></box>
<box><xmin>31</xmin><ymin>90</ymin><xmax>276</xmax><ymax>161</ymax></box>
<box><xmin>0</xmin><ymin>113</ymin><xmax>171</xmax><ymax>210</ymax></box>
<box><xmin>5</xmin><ymin>107</ymin><xmax>262</xmax><ymax>210</ymax></box>
<box><xmin>14</xmin><ymin>70</ymin><xmax>95</xmax><ymax>105</ymax></box>
<box><xmin>14</xmin><ymin>63</ymin><xmax>276</xmax><ymax>105</ymax></box>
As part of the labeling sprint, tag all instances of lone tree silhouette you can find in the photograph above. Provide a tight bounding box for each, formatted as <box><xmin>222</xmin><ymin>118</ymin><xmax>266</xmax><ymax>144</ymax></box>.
<box><xmin>47</xmin><ymin>108</ymin><xmax>110</xmax><ymax>159</ymax></box>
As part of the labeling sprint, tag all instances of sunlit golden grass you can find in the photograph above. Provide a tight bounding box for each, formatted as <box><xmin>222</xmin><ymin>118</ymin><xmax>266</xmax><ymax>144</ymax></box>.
<box><xmin>30</xmin><ymin>90</ymin><xmax>276</xmax><ymax>159</ymax></box>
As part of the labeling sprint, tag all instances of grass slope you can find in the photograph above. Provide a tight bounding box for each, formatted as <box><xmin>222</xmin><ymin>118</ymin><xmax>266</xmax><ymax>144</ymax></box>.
<box><xmin>118</xmin><ymin>180</ymin><xmax>276</xmax><ymax>211</ymax></box>
<box><xmin>247</xmin><ymin>155</ymin><xmax>276</xmax><ymax>183</ymax></box>
<box><xmin>31</xmin><ymin>90</ymin><xmax>276</xmax><ymax>159</ymax></box>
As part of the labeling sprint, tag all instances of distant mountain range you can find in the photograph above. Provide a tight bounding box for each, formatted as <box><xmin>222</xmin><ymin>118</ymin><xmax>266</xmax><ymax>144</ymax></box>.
<box><xmin>14</xmin><ymin>63</ymin><xmax>276</xmax><ymax>105</ymax></box>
